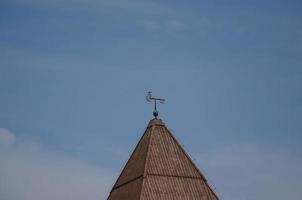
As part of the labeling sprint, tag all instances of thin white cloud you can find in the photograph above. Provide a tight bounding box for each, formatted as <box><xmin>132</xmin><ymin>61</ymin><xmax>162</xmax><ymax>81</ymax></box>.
<box><xmin>0</xmin><ymin>130</ymin><xmax>116</xmax><ymax>200</ymax></box>
<box><xmin>0</xmin><ymin>128</ymin><xmax>16</xmax><ymax>147</ymax></box>
<box><xmin>4</xmin><ymin>129</ymin><xmax>299</xmax><ymax>200</ymax></box>
<box><xmin>166</xmin><ymin>19</ymin><xmax>186</xmax><ymax>31</ymax></box>
<box><xmin>101</xmin><ymin>0</ymin><xmax>169</xmax><ymax>15</ymax></box>
<box><xmin>196</xmin><ymin>144</ymin><xmax>302</xmax><ymax>200</ymax></box>
<box><xmin>5</xmin><ymin>0</ymin><xmax>169</xmax><ymax>15</ymax></box>
<box><xmin>143</xmin><ymin>20</ymin><xmax>161</xmax><ymax>31</ymax></box>
<box><xmin>142</xmin><ymin>19</ymin><xmax>187</xmax><ymax>33</ymax></box>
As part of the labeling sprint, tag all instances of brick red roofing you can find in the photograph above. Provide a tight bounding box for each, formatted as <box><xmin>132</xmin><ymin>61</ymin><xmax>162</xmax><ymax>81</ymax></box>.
<box><xmin>107</xmin><ymin>118</ymin><xmax>219</xmax><ymax>200</ymax></box>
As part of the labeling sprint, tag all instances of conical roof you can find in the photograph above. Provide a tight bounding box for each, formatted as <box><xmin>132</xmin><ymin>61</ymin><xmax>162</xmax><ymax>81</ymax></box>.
<box><xmin>107</xmin><ymin>118</ymin><xmax>219</xmax><ymax>200</ymax></box>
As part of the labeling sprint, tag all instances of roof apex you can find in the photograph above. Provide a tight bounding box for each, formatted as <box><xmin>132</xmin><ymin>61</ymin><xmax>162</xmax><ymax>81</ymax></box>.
<box><xmin>147</xmin><ymin>118</ymin><xmax>165</xmax><ymax>127</ymax></box>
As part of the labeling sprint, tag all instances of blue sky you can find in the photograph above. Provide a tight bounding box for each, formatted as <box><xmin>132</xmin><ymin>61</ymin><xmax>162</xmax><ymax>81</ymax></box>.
<box><xmin>1</xmin><ymin>0</ymin><xmax>302</xmax><ymax>199</ymax></box>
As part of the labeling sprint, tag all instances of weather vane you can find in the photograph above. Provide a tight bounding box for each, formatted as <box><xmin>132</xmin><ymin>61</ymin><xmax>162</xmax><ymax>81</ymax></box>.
<box><xmin>146</xmin><ymin>91</ymin><xmax>165</xmax><ymax>118</ymax></box>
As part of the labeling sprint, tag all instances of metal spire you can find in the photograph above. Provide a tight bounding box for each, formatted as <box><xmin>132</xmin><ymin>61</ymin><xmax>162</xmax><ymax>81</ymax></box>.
<box><xmin>146</xmin><ymin>91</ymin><xmax>165</xmax><ymax>118</ymax></box>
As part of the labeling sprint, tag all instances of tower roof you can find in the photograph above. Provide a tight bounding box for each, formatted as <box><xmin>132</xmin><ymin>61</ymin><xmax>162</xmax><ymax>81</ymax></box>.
<box><xmin>107</xmin><ymin>118</ymin><xmax>219</xmax><ymax>200</ymax></box>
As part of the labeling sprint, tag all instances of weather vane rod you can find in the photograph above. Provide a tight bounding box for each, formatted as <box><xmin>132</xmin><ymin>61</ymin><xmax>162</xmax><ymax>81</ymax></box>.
<box><xmin>146</xmin><ymin>91</ymin><xmax>165</xmax><ymax>118</ymax></box>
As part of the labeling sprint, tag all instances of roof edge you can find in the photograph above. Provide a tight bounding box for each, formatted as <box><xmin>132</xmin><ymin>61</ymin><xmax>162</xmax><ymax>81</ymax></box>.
<box><xmin>164</xmin><ymin>126</ymin><xmax>220</xmax><ymax>200</ymax></box>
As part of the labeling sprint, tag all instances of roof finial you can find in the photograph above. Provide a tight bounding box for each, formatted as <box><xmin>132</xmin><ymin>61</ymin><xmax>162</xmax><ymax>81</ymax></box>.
<box><xmin>146</xmin><ymin>91</ymin><xmax>165</xmax><ymax>118</ymax></box>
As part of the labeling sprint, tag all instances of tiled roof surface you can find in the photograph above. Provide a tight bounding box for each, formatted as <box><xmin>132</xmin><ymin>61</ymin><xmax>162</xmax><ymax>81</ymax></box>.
<box><xmin>107</xmin><ymin>118</ymin><xmax>219</xmax><ymax>200</ymax></box>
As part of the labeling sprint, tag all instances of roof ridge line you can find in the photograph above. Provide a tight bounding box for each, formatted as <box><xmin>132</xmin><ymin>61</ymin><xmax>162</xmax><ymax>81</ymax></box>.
<box><xmin>164</xmin><ymin>126</ymin><xmax>207</xmax><ymax>181</ymax></box>
<box><xmin>112</xmin><ymin>175</ymin><xmax>143</xmax><ymax>190</ymax></box>
<box><xmin>164</xmin><ymin>126</ymin><xmax>220</xmax><ymax>200</ymax></box>
<box><xmin>109</xmin><ymin>125</ymin><xmax>152</xmax><ymax>191</ymax></box>
<box><xmin>138</xmin><ymin>124</ymin><xmax>155</xmax><ymax>199</ymax></box>
<box><xmin>142</xmin><ymin>124</ymin><xmax>154</xmax><ymax>176</ymax></box>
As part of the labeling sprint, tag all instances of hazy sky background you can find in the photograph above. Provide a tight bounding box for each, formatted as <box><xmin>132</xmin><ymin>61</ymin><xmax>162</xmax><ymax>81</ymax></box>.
<box><xmin>1</xmin><ymin>0</ymin><xmax>302</xmax><ymax>200</ymax></box>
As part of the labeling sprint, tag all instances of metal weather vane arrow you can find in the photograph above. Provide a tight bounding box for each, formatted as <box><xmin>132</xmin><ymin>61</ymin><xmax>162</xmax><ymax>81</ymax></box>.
<box><xmin>146</xmin><ymin>91</ymin><xmax>165</xmax><ymax>118</ymax></box>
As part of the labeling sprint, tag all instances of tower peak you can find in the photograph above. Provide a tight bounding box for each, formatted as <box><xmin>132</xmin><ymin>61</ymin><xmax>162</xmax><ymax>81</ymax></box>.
<box><xmin>147</xmin><ymin>118</ymin><xmax>165</xmax><ymax>127</ymax></box>
<box><xmin>107</xmin><ymin>118</ymin><xmax>219</xmax><ymax>200</ymax></box>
